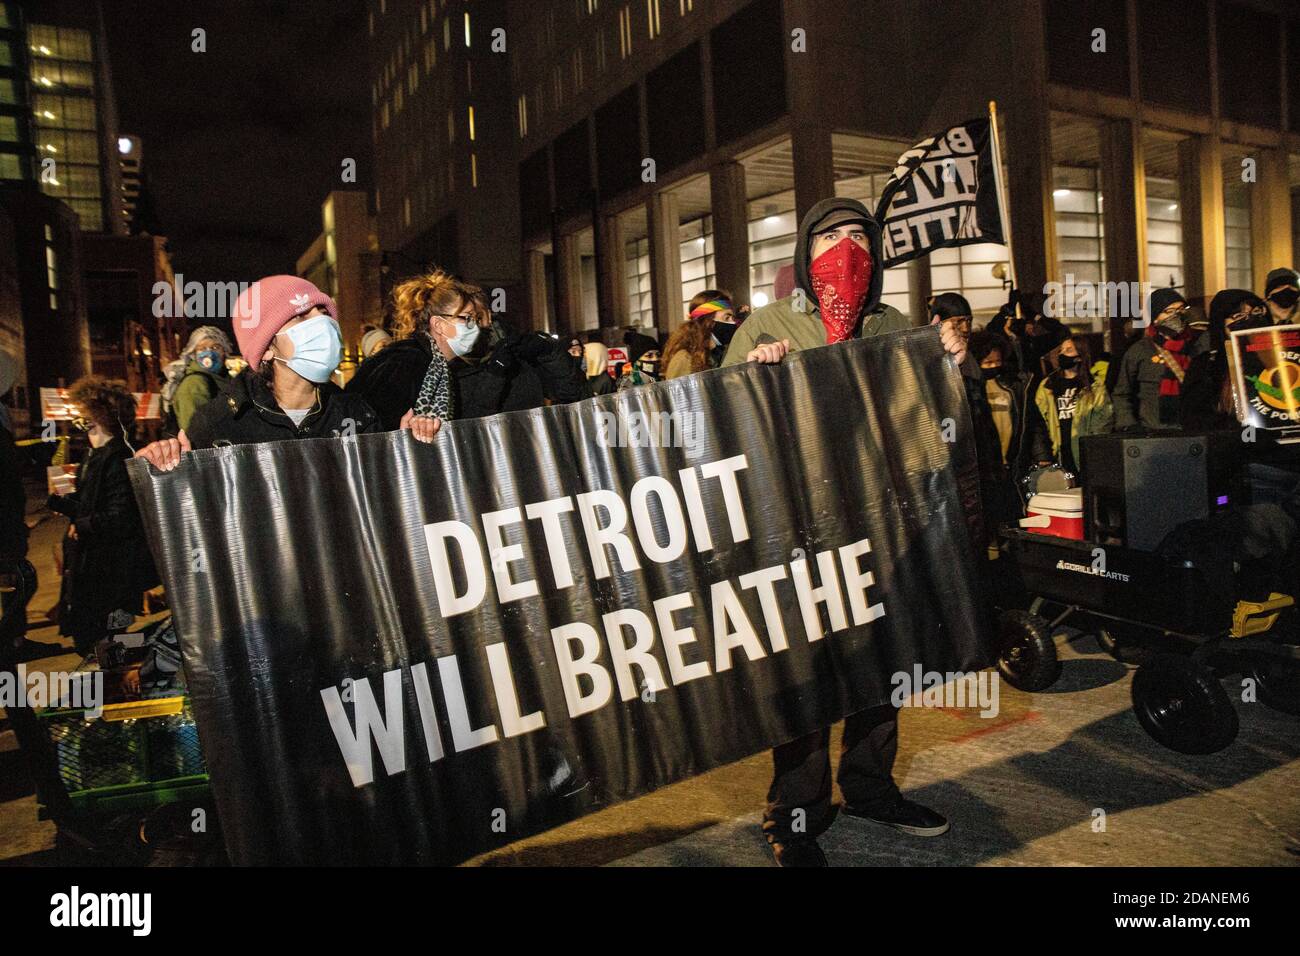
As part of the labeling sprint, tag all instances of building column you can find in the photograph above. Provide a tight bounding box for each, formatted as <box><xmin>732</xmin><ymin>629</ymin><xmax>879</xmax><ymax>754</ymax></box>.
<box><xmin>1178</xmin><ymin>134</ymin><xmax>1226</xmax><ymax>303</ymax></box>
<box><xmin>709</xmin><ymin>161</ymin><xmax>751</xmax><ymax>306</ymax></box>
<box><xmin>595</xmin><ymin>213</ymin><xmax>627</xmax><ymax>330</ymax></box>
<box><xmin>1251</xmin><ymin>146</ymin><xmax>1292</xmax><ymax>292</ymax></box>
<box><xmin>647</xmin><ymin>190</ymin><xmax>683</xmax><ymax>336</ymax></box>
<box><xmin>1098</xmin><ymin>119</ymin><xmax>1147</xmax><ymax>341</ymax></box>
<box><xmin>554</xmin><ymin>232</ymin><xmax>583</xmax><ymax>336</ymax></box>
<box><xmin>1003</xmin><ymin>0</ymin><xmax>1057</xmax><ymax>302</ymax></box>
<box><xmin>790</xmin><ymin>125</ymin><xmax>835</xmax><ymax>226</ymax></box>
<box><xmin>523</xmin><ymin>248</ymin><xmax>548</xmax><ymax>332</ymax></box>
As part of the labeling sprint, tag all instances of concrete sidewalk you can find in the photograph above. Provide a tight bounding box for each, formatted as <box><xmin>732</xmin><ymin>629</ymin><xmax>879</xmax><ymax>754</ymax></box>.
<box><xmin>469</xmin><ymin>635</ymin><xmax>1300</xmax><ymax>867</ymax></box>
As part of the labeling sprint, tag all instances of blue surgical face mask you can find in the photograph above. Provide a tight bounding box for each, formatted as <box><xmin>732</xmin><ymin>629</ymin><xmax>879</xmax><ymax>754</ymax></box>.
<box><xmin>196</xmin><ymin>348</ymin><xmax>223</xmax><ymax>371</ymax></box>
<box><xmin>448</xmin><ymin>320</ymin><xmax>481</xmax><ymax>357</ymax></box>
<box><xmin>274</xmin><ymin>315</ymin><xmax>342</xmax><ymax>383</ymax></box>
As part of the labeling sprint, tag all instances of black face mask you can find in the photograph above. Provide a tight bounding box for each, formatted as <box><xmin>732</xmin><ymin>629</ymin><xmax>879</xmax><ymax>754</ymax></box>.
<box><xmin>712</xmin><ymin>321</ymin><xmax>738</xmax><ymax>347</ymax></box>
<box><xmin>980</xmin><ymin>365</ymin><xmax>1004</xmax><ymax>381</ymax></box>
<box><xmin>637</xmin><ymin>359</ymin><xmax>658</xmax><ymax>378</ymax></box>
<box><xmin>1057</xmin><ymin>354</ymin><xmax>1079</xmax><ymax>371</ymax></box>
<box><xmin>1269</xmin><ymin>288</ymin><xmax>1300</xmax><ymax>311</ymax></box>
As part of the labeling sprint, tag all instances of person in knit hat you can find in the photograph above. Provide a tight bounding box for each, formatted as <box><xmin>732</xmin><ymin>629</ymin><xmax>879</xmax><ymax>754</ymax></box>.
<box><xmin>1263</xmin><ymin>267</ymin><xmax>1300</xmax><ymax>326</ymax></box>
<box><xmin>135</xmin><ymin>276</ymin><xmax>382</xmax><ymax>470</ymax></box>
<box><xmin>1112</xmin><ymin>287</ymin><xmax>1204</xmax><ymax>430</ymax></box>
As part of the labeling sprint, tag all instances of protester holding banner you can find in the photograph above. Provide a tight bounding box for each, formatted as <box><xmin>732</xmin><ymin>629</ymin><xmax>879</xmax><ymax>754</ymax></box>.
<box><xmin>1264</xmin><ymin>268</ymin><xmax>1300</xmax><ymax>327</ymax></box>
<box><xmin>723</xmin><ymin>200</ymin><xmax>911</xmax><ymax>371</ymax></box>
<box><xmin>721</xmin><ymin>196</ymin><xmax>967</xmax><ymax>867</ymax></box>
<box><xmin>49</xmin><ymin>376</ymin><xmax>157</xmax><ymax>656</ymax></box>
<box><xmin>1182</xmin><ymin>290</ymin><xmax>1270</xmax><ymax>432</ymax></box>
<box><xmin>348</xmin><ymin>270</ymin><xmax>590</xmax><ymax>436</ymax></box>
<box><xmin>164</xmin><ymin>325</ymin><xmax>232</xmax><ymax>433</ymax></box>
<box><xmin>134</xmin><ymin>276</ymin><xmax>382</xmax><ymax>469</ymax></box>
<box><xmin>1113</xmin><ymin>288</ymin><xmax>1204</xmax><ymax>431</ymax></box>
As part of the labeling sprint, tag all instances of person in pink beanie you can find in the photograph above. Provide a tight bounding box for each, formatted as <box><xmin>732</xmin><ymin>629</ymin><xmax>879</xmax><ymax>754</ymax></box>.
<box><xmin>136</xmin><ymin>276</ymin><xmax>383</xmax><ymax>469</ymax></box>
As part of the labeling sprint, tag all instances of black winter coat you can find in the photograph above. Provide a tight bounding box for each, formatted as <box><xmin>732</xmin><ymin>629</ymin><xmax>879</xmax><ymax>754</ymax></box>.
<box><xmin>345</xmin><ymin>323</ymin><xmax>592</xmax><ymax>431</ymax></box>
<box><xmin>186</xmin><ymin>369</ymin><xmax>382</xmax><ymax>449</ymax></box>
<box><xmin>48</xmin><ymin>437</ymin><xmax>157</xmax><ymax>646</ymax></box>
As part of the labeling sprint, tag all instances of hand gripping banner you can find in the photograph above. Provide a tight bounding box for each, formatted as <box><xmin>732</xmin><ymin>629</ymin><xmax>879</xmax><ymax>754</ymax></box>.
<box><xmin>129</xmin><ymin>329</ymin><xmax>991</xmax><ymax>865</ymax></box>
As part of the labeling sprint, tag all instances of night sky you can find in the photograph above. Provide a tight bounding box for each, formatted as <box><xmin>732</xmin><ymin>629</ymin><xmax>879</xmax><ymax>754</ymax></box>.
<box><xmin>101</xmin><ymin>0</ymin><xmax>374</xmax><ymax>294</ymax></box>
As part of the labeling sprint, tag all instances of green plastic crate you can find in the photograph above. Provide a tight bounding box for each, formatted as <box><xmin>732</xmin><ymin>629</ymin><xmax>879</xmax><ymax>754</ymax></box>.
<box><xmin>38</xmin><ymin>696</ymin><xmax>210</xmax><ymax>817</ymax></box>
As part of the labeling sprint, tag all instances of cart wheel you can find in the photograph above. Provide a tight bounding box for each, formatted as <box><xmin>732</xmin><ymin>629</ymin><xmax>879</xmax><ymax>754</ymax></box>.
<box><xmin>996</xmin><ymin>610</ymin><xmax>1060</xmax><ymax>691</ymax></box>
<box><xmin>1131</xmin><ymin>653</ymin><xmax>1238</xmax><ymax>754</ymax></box>
<box><xmin>1245</xmin><ymin>653</ymin><xmax>1300</xmax><ymax>717</ymax></box>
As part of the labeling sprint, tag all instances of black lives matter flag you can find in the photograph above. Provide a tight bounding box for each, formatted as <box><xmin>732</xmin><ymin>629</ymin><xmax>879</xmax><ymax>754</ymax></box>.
<box><xmin>129</xmin><ymin>331</ymin><xmax>990</xmax><ymax>865</ymax></box>
<box><xmin>876</xmin><ymin>117</ymin><xmax>1007</xmax><ymax>267</ymax></box>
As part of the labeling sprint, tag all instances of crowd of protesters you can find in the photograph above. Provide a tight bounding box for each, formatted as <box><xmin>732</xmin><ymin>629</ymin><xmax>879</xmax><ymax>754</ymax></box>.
<box><xmin>2</xmin><ymin>180</ymin><xmax>1297</xmax><ymax>867</ymax></box>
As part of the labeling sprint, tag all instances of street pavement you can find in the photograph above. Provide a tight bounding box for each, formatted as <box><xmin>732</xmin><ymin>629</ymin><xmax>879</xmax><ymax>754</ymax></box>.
<box><xmin>3</xmin><ymin>503</ymin><xmax>1298</xmax><ymax>867</ymax></box>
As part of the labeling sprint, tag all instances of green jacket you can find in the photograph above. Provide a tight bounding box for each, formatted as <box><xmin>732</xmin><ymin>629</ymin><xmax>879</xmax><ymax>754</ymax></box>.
<box><xmin>721</xmin><ymin>296</ymin><xmax>909</xmax><ymax>366</ymax></box>
<box><xmin>1034</xmin><ymin>371</ymin><xmax>1113</xmax><ymax>467</ymax></box>
<box><xmin>172</xmin><ymin>358</ymin><xmax>225</xmax><ymax>432</ymax></box>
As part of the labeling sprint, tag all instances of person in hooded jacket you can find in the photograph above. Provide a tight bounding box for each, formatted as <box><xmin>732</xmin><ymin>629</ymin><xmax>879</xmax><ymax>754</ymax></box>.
<box><xmin>1113</xmin><ymin>287</ymin><xmax>1205</xmax><ymax>431</ymax></box>
<box><xmin>1182</xmin><ymin>290</ymin><xmax>1271</xmax><ymax>432</ymax></box>
<box><xmin>1263</xmin><ymin>268</ymin><xmax>1300</xmax><ymax>327</ymax></box>
<box><xmin>1032</xmin><ymin>335</ymin><xmax>1113</xmax><ymax>478</ymax></box>
<box><xmin>168</xmin><ymin>325</ymin><xmax>232</xmax><ymax>433</ymax></box>
<box><xmin>723</xmin><ymin>199</ymin><xmax>910</xmax><ymax>360</ymax></box>
<box><xmin>134</xmin><ymin>276</ymin><xmax>382</xmax><ymax>470</ymax></box>
<box><xmin>721</xmin><ymin>196</ymin><xmax>966</xmax><ymax>867</ymax></box>
<box><xmin>48</xmin><ymin>376</ymin><xmax>158</xmax><ymax>655</ymax></box>
<box><xmin>350</xmin><ymin>271</ymin><xmax>591</xmax><ymax>439</ymax></box>
<box><xmin>583</xmin><ymin>341</ymin><xmax>617</xmax><ymax>396</ymax></box>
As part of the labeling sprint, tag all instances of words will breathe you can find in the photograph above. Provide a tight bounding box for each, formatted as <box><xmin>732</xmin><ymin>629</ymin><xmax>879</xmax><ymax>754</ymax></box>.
<box><xmin>320</xmin><ymin>453</ymin><xmax>887</xmax><ymax>787</ymax></box>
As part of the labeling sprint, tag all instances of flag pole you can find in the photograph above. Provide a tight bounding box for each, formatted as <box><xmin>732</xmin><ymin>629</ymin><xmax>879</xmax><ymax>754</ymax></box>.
<box><xmin>987</xmin><ymin>99</ymin><xmax>1017</xmax><ymax>293</ymax></box>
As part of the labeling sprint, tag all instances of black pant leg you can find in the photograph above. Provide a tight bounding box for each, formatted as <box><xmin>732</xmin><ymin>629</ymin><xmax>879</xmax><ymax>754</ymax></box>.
<box><xmin>762</xmin><ymin>726</ymin><xmax>833</xmax><ymax>843</ymax></box>
<box><xmin>836</xmin><ymin>704</ymin><xmax>902</xmax><ymax>811</ymax></box>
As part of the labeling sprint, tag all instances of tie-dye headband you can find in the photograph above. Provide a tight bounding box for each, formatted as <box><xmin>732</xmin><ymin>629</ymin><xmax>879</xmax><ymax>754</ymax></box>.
<box><xmin>689</xmin><ymin>298</ymin><xmax>733</xmax><ymax>320</ymax></box>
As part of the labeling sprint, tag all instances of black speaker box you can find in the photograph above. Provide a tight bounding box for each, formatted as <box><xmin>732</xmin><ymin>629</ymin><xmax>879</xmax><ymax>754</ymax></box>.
<box><xmin>1080</xmin><ymin>432</ymin><xmax>1241</xmax><ymax>552</ymax></box>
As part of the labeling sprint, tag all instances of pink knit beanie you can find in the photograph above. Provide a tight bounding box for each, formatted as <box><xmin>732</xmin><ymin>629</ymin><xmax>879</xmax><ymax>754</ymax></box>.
<box><xmin>232</xmin><ymin>275</ymin><xmax>338</xmax><ymax>370</ymax></box>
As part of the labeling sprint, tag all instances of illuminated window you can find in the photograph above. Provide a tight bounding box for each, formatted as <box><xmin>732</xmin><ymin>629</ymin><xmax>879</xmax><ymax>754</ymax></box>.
<box><xmin>517</xmin><ymin>95</ymin><xmax>528</xmax><ymax>137</ymax></box>
<box><xmin>646</xmin><ymin>0</ymin><xmax>661</xmax><ymax>38</ymax></box>
<box><xmin>403</xmin><ymin>196</ymin><xmax>411</xmax><ymax>227</ymax></box>
<box><xmin>471</xmin><ymin>154</ymin><xmax>478</xmax><ymax>188</ymax></box>
<box><xmin>467</xmin><ymin>105</ymin><xmax>475</xmax><ymax>141</ymax></box>
<box><xmin>680</xmin><ymin>0</ymin><xmax>693</xmax><ymax>12</ymax></box>
<box><xmin>464</xmin><ymin>12</ymin><xmax>471</xmax><ymax>47</ymax></box>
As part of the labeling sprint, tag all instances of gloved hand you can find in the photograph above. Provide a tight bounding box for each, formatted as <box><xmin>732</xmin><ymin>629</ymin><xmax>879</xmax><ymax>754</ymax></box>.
<box><xmin>510</xmin><ymin>330</ymin><xmax>564</xmax><ymax>363</ymax></box>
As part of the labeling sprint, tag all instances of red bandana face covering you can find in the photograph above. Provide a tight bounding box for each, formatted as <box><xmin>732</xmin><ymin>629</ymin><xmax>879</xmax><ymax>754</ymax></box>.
<box><xmin>808</xmin><ymin>237</ymin><xmax>874</xmax><ymax>344</ymax></box>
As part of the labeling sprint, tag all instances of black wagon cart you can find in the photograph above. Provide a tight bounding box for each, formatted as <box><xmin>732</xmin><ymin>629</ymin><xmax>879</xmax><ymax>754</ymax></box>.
<box><xmin>991</xmin><ymin>426</ymin><xmax>1299</xmax><ymax>755</ymax></box>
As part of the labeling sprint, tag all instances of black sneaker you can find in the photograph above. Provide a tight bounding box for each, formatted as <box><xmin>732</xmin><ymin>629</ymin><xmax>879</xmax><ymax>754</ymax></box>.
<box><xmin>769</xmin><ymin>839</ymin><xmax>829</xmax><ymax>867</ymax></box>
<box><xmin>841</xmin><ymin>798</ymin><xmax>950</xmax><ymax>837</ymax></box>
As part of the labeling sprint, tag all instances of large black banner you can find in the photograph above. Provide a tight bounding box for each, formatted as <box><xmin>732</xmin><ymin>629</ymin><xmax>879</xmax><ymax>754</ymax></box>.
<box><xmin>129</xmin><ymin>330</ymin><xmax>990</xmax><ymax>865</ymax></box>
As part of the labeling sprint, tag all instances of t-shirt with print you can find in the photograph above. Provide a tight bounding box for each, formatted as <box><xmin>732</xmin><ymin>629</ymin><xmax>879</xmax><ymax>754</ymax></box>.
<box><xmin>1048</xmin><ymin>373</ymin><xmax>1081</xmax><ymax>475</ymax></box>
